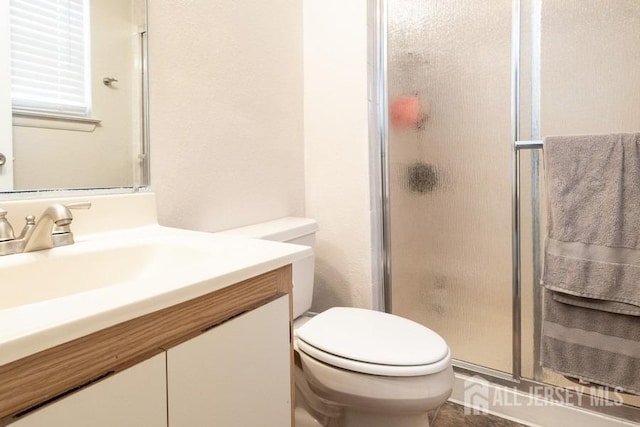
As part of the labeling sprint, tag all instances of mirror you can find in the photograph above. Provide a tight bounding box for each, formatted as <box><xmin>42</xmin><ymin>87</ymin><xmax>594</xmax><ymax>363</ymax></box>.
<box><xmin>0</xmin><ymin>0</ymin><xmax>148</xmax><ymax>193</ymax></box>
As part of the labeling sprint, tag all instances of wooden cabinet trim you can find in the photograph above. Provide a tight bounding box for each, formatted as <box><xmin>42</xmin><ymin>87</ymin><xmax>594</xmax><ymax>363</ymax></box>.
<box><xmin>0</xmin><ymin>265</ymin><xmax>292</xmax><ymax>423</ymax></box>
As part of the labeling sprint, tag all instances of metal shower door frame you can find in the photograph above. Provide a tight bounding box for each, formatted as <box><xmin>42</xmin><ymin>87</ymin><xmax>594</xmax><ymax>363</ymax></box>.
<box><xmin>370</xmin><ymin>0</ymin><xmax>640</xmax><ymax>422</ymax></box>
<box><xmin>371</xmin><ymin>0</ymin><xmax>528</xmax><ymax>384</ymax></box>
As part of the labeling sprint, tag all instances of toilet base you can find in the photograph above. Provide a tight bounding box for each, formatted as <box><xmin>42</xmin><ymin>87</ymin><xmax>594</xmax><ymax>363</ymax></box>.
<box><xmin>342</xmin><ymin>409</ymin><xmax>431</xmax><ymax>427</ymax></box>
<box><xmin>295</xmin><ymin>398</ymin><xmax>435</xmax><ymax>427</ymax></box>
<box><xmin>294</xmin><ymin>351</ymin><xmax>453</xmax><ymax>427</ymax></box>
<box><xmin>295</xmin><ymin>407</ymin><xmax>324</xmax><ymax>427</ymax></box>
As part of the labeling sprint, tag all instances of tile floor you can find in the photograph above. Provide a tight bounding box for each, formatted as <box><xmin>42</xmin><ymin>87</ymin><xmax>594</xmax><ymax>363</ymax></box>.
<box><xmin>431</xmin><ymin>402</ymin><xmax>527</xmax><ymax>427</ymax></box>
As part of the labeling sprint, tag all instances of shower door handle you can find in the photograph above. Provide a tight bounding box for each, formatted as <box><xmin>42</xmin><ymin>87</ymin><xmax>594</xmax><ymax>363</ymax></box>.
<box><xmin>0</xmin><ymin>153</ymin><xmax>6</xmax><ymax>166</ymax></box>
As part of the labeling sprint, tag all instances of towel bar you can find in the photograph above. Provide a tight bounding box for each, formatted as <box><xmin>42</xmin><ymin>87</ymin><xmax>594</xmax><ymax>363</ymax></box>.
<box><xmin>514</xmin><ymin>140</ymin><xmax>543</xmax><ymax>150</ymax></box>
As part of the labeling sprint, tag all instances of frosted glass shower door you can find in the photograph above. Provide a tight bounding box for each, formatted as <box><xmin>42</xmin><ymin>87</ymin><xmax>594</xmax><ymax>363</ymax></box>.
<box><xmin>518</xmin><ymin>0</ymin><xmax>640</xmax><ymax>408</ymax></box>
<box><xmin>387</xmin><ymin>0</ymin><xmax>514</xmax><ymax>373</ymax></box>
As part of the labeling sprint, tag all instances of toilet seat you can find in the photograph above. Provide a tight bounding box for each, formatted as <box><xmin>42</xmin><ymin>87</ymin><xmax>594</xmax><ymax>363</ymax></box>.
<box><xmin>296</xmin><ymin>339</ymin><xmax>451</xmax><ymax>377</ymax></box>
<box><xmin>295</xmin><ymin>307</ymin><xmax>451</xmax><ymax>377</ymax></box>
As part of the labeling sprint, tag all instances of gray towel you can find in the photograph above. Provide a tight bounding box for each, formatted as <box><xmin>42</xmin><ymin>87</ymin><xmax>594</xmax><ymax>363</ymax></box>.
<box><xmin>542</xmin><ymin>132</ymin><xmax>640</xmax><ymax>315</ymax></box>
<box><xmin>541</xmin><ymin>289</ymin><xmax>640</xmax><ymax>394</ymax></box>
<box><xmin>541</xmin><ymin>133</ymin><xmax>640</xmax><ymax>394</ymax></box>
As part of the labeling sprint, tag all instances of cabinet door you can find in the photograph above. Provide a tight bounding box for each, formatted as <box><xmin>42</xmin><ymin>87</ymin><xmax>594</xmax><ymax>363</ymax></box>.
<box><xmin>13</xmin><ymin>353</ymin><xmax>167</xmax><ymax>427</ymax></box>
<box><xmin>168</xmin><ymin>295</ymin><xmax>291</xmax><ymax>427</ymax></box>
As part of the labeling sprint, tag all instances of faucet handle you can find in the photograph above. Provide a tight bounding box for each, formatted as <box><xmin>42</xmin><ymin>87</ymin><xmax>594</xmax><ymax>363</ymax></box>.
<box><xmin>65</xmin><ymin>201</ymin><xmax>92</xmax><ymax>210</ymax></box>
<box><xmin>52</xmin><ymin>202</ymin><xmax>91</xmax><ymax>236</ymax></box>
<box><xmin>0</xmin><ymin>208</ymin><xmax>15</xmax><ymax>242</ymax></box>
<box><xmin>14</xmin><ymin>215</ymin><xmax>36</xmax><ymax>242</ymax></box>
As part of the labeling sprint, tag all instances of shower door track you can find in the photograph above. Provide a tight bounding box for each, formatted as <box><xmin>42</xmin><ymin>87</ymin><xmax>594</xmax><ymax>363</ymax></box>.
<box><xmin>453</xmin><ymin>361</ymin><xmax>640</xmax><ymax>423</ymax></box>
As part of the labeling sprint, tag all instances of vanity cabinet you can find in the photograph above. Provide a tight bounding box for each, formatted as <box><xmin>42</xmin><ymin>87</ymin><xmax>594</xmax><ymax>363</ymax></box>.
<box><xmin>167</xmin><ymin>295</ymin><xmax>291</xmax><ymax>427</ymax></box>
<box><xmin>10</xmin><ymin>297</ymin><xmax>291</xmax><ymax>427</ymax></box>
<box><xmin>0</xmin><ymin>266</ymin><xmax>294</xmax><ymax>427</ymax></box>
<box><xmin>12</xmin><ymin>353</ymin><xmax>167</xmax><ymax>427</ymax></box>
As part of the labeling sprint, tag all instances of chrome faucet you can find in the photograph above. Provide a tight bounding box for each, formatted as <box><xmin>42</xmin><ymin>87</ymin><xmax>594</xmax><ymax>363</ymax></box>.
<box><xmin>0</xmin><ymin>202</ymin><xmax>91</xmax><ymax>256</ymax></box>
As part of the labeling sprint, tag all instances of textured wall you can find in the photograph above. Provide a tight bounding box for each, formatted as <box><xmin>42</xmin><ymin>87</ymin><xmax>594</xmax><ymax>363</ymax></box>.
<box><xmin>149</xmin><ymin>0</ymin><xmax>372</xmax><ymax>311</ymax></box>
<box><xmin>304</xmin><ymin>0</ymin><xmax>373</xmax><ymax>311</ymax></box>
<box><xmin>149</xmin><ymin>0</ymin><xmax>305</xmax><ymax>232</ymax></box>
<box><xmin>540</xmin><ymin>0</ymin><xmax>640</xmax><ymax>135</ymax></box>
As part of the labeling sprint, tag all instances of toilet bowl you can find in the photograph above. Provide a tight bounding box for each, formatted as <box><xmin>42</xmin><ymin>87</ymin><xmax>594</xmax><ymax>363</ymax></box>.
<box><xmin>220</xmin><ymin>218</ymin><xmax>454</xmax><ymax>426</ymax></box>
<box><xmin>295</xmin><ymin>307</ymin><xmax>453</xmax><ymax>426</ymax></box>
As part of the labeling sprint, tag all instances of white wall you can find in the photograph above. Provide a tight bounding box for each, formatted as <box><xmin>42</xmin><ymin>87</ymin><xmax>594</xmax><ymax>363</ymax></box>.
<box><xmin>304</xmin><ymin>0</ymin><xmax>373</xmax><ymax>311</ymax></box>
<box><xmin>149</xmin><ymin>0</ymin><xmax>372</xmax><ymax>311</ymax></box>
<box><xmin>149</xmin><ymin>0</ymin><xmax>305</xmax><ymax>232</ymax></box>
<box><xmin>540</xmin><ymin>0</ymin><xmax>640</xmax><ymax>135</ymax></box>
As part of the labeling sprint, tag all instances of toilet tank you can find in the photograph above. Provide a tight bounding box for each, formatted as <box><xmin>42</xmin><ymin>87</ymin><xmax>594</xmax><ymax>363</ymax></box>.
<box><xmin>218</xmin><ymin>217</ymin><xmax>318</xmax><ymax>319</ymax></box>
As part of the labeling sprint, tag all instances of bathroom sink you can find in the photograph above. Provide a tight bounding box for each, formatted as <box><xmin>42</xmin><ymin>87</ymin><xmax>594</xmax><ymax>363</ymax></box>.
<box><xmin>0</xmin><ymin>238</ymin><xmax>215</xmax><ymax>310</ymax></box>
<box><xmin>0</xmin><ymin>224</ymin><xmax>312</xmax><ymax>366</ymax></box>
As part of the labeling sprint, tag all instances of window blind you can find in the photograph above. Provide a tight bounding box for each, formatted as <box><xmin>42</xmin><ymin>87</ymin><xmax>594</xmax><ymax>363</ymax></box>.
<box><xmin>10</xmin><ymin>0</ymin><xmax>91</xmax><ymax>117</ymax></box>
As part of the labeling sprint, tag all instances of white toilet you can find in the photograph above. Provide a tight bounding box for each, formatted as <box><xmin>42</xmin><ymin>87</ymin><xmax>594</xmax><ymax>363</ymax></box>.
<box><xmin>221</xmin><ymin>217</ymin><xmax>454</xmax><ymax>427</ymax></box>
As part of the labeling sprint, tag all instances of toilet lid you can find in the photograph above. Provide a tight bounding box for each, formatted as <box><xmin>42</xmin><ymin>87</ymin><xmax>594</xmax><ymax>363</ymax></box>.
<box><xmin>295</xmin><ymin>307</ymin><xmax>450</xmax><ymax>376</ymax></box>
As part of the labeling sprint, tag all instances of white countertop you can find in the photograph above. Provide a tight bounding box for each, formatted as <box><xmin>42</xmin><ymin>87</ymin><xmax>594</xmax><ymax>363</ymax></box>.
<box><xmin>0</xmin><ymin>224</ymin><xmax>311</xmax><ymax>366</ymax></box>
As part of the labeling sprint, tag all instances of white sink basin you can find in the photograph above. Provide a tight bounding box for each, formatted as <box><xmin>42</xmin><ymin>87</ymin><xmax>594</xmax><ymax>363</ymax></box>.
<box><xmin>0</xmin><ymin>224</ymin><xmax>312</xmax><ymax>366</ymax></box>
<box><xmin>0</xmin><ymin>238</ymin><xmax>215</xmax><ymax>310</ymax></box>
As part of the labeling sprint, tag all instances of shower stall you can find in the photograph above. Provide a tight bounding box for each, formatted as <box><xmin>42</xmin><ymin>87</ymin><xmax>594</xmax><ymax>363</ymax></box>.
<box><xmin>372</xmin><ymin>0</ymin><xmax>640</xmax><ymax>422</ymax></box>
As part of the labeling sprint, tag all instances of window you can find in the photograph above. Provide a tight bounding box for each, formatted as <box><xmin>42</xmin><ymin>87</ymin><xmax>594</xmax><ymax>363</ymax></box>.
<box><xmin>9</xmin><ymin>0</ymin><xmax>91</xmax><ymax>117</ymax></box>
